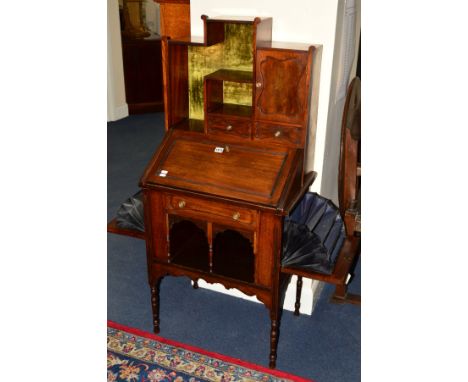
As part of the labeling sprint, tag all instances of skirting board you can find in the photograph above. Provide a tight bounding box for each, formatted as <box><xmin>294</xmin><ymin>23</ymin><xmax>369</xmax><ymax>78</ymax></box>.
<box><xmin>196</xmin><ymin>276</ymin><xmax>324</xmax><ymax>315</ymax></box>
<box><xmin>108</xmin><ymin>103</ymin><xmax>129</xmax><ymax>122</ymax></box>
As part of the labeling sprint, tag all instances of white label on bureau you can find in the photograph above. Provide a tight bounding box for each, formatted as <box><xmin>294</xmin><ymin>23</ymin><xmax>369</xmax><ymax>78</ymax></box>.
<box><xmin>159</xmin><ymin>169</ymin><xmax>168</xmax><ymax>177</ymax></box>
<box><xmin>214</xmin><ymin>147</ymin><xmax>224</xmax><ymax>153</ymax></box>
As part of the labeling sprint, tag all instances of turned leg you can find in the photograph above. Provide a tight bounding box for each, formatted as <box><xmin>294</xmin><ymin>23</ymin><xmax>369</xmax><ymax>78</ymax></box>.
<box><xmin>269</xmin><ymin>306</ymin><xmax>282</xmax><ymax>369</ymax></box>
<box><xmin>150</xmin><ymin>278</ymin><xmax>163</xmax><ymax>333</ymax></box>
<box><xmin>294</xmin><ymin>276</ymin><xmax>303</xmax><ymax>316</ymax></box>
<box><xmin>269</xmin><ymin>318</ymin><xmax>279</xmax><ymax>368</ymax></box>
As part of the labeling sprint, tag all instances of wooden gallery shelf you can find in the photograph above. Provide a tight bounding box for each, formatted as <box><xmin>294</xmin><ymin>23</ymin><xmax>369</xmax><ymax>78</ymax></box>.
<box><xmin>107</xmin><ymin>218</ymin><xmax>146</xmax><ymax>240</ymax></box>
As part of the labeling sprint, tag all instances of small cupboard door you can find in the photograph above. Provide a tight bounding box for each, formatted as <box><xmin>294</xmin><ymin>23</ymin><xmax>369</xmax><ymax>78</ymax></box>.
<box><xmin>254</xmin><ymin>49</ymin><xmax>311</xmax><ymax>125</ymax></box>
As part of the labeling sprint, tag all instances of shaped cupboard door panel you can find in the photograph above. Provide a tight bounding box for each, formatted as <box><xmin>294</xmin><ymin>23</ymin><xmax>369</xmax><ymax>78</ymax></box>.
<box><xmin>255</xmin><ymin>49</ymin><xmax>310</xmax><ymax>125</ymax></box>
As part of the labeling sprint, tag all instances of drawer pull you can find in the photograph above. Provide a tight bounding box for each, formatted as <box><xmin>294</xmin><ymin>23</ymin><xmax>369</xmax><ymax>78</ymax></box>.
<box><xmin>226</xmin><ymin>125</ymin><xmax>233</xmax><ymax>131</ymax></box>
<box><xmin>274</xmin><ymin>130</ymin><xmax>281</xmax><ymax>137</ymax></box>
<box><xmin>178</xmin><ymin>200</ymin><xmax>186</xmax><ymax>208</ymax></box>
<box><xmin>232</xmin><ymin>212</ymin><xmax>241</xmax><ymax>221</ymax></box>
<box><xmin>256</xmin><ymin>82</ymin><xmax>262</xmax><ymax>88</ymax></box>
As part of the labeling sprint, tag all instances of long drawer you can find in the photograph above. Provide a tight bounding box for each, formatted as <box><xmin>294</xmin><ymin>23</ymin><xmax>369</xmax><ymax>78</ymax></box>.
<box><xmin>165</xmin><ymin>193</ymin><xmax>258</xmax><ymax>229</ymax></box>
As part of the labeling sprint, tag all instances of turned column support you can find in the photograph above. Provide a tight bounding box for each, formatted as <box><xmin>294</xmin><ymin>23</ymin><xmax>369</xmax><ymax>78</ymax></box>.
<box><xmin>294</xmin><ymin>276</ymin><xmax>303</xmax><ymax>316</ymax></box>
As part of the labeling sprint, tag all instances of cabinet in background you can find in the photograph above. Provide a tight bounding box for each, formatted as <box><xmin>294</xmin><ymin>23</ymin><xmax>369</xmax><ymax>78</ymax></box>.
<box><xmin>121</xmin><ymin>35</ymin><xmax>164</xmax><ymax>114</ymax></box>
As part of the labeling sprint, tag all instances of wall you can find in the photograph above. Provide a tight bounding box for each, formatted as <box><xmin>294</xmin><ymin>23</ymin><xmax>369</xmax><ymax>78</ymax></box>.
<box><xmin>107</xmin><ymin>0</ymin><xmax>128</xmax><ymax>121</ymax></box>
<box><xmin>320</xmin><ymin>0</ymin><xmax>360</xmax><ymax>203</ymax></box>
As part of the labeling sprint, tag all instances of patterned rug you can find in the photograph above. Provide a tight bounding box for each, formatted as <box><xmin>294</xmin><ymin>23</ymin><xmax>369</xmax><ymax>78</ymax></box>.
<box><xmin>108</xmin><ymin>321</ymin><xmax>312</xmax><ymax>382</ymax></box>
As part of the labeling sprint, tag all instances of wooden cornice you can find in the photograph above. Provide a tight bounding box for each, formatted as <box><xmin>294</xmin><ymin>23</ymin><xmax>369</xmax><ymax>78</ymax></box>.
<box><xmin>155</xmin><ymin>0</ymin><xmax>189</xmax><ymax>4</ymax></box>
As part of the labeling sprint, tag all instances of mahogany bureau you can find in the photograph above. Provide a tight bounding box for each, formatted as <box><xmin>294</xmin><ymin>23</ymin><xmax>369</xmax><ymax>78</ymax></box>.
<box><xmin>139</xmin><ymin>15</ymin><xmax>320</xmax><ymax>368</ymax></box>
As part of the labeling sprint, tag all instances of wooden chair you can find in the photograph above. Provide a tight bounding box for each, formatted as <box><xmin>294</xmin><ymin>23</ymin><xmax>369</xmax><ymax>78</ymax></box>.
<box><xmin>281</xmin><ymin>77</ymin><xmax>361</xmax><ymax>313</ymax></box>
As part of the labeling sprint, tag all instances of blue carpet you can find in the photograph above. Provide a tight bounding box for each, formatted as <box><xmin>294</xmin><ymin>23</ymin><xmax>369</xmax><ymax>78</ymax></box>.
<box><xmin>107</xmin><ymin>113</ymin><xmax>361</xmax><ymax>382</ymax></box>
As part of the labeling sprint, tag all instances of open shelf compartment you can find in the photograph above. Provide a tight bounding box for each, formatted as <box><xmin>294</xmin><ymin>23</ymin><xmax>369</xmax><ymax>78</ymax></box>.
<box><xmin>204</xmin><ymin>71</ymin><xmax>253</xmax><ymax>123</ymax></box>
<box><xmin>167</xmin><ymin>215</ymin><xmax>255</xmax><ymax>284</ymax></box>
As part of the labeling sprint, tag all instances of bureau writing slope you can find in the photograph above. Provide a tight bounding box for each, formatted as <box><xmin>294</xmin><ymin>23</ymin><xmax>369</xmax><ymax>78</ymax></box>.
<box><xmin>139</xmin><ymin>15</ymin><xmax>319</xmax><ymax>368</ymax></box>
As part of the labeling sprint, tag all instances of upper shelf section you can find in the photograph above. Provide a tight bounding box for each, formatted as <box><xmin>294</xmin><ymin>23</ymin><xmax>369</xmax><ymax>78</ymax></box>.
<box><xmin>163</xmin><ymin>15</ymin><xmax>268</xmax><ymax>125</ymax></box>
<box><xmin>207</xmin><ymin>16</ymin><xmax>271</xmax><ymax>23</ymax></box>
<box><xmin>166</xmin><ymin>15</ymin><xmax>273</xmax><ymax>48</ymax></box>
<box><xmin>161</xmin><ymin>14</ymin><xmax>317</xmax><ymax>150</ymax></box>
<box><xmin>202</xmin><ymin>15</ymin><xmax>273</xmax><ymax>47</ymax></box>
<box><xmin>256</xmin><ymin>41</ymin><xmax>314</xmax><ymax>52</ymax></box>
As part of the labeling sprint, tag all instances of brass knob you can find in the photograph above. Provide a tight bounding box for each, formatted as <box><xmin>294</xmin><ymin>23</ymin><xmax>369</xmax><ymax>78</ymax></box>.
<box><xmin>274</xmin><ymin>130</ymin><xmax>281</xmax><ymax>137</ymax></box>
<box><xmin>232</xmin><ymin>212</ymin><xmax>241</xmax><ymax>221</ymax></box>
<box><xmin>256</xmin><ymin>82</ymin><xmax>262</xmax><ymax>88</ymax></box>
<box><xmin>226</xmin><ymin>125</ymin><xmax>233</xmax><ymax>131</ymax></box>
<box><xmin>178</xmin><ymin>200</ymin><xmax>186</xmax><ymax>208</ymax></box>
<box><xmin>225</xmin><ymin>145</ymin><xmax>230</xmax><ymax>153</ymax></box>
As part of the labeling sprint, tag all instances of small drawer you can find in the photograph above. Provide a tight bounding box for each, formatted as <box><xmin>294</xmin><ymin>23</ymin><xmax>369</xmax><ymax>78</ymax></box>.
<box><xmin>207</xmin><ymin>116</ymin><xmax>251</xmax><ymax>138</ymax></box>
<box><xmin>165</xmin><ymin>194</ymin><xmax>257</xmax><ymax>228</ymax></box>
<box><xmin>255</xmin><ymin>122</ymin><xmax>303</xmax><ymax>146</ymax></box>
